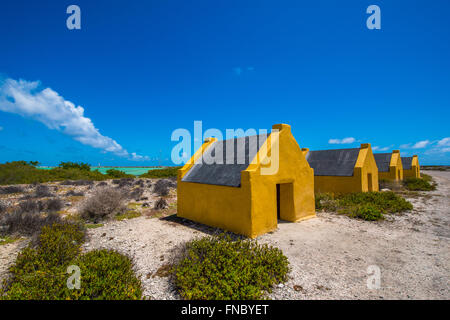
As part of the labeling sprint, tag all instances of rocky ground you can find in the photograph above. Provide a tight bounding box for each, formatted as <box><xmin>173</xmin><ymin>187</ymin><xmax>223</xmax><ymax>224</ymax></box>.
<box><xmin>1</xmin><ymin>171</ymin><xmax>449</xmax><ymax>299</ymax></box>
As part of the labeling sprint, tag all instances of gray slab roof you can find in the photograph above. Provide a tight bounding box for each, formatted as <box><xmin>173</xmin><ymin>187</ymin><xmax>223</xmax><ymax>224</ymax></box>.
<box><xmin>305</xmin><ymin>148</ymin><xmax>360</xmax><ymax>176</ymax></box>
<box><xmin>181</xmin><ymin>134</ymin><xmax>268</xmax><ymax>187</ymax></box>
<box><xmin>401</xmin><ymin>157</ymin><xmax>413</xmax><ymax>170</ymax></box>
<box><xmin>374</xmin><ymin>153</ymin><xmax>392</xmax><ymax>172</ymax></box>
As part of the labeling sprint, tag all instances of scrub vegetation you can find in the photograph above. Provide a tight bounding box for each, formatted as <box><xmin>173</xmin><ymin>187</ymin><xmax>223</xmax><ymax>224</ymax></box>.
<box><xmin>0</xmin><ymin>161</ymin><xmax>109</xmax><ymax>185</ymax></box>
<box><xmin>0</xmin><ymin>223</ymin><xmax>142</xmax><ymax>300</ymax></box>
<box><xmin>172</xmin><ymin>234</ymin><xmax>289</xmax><ymax>300</ymax></box>
<box><xmin>315</xmin><ymin>191</ymin><xmax>413</xmax><ymax>221</ymax></box>
<box><xmin>79</xmin><ymin>187</ymin><xmax>127</xmax><ymax>223</ymax></box>
<box><xmin>403</xmin><ymin>174</ymin><xmax>436</xmax><ymax>191</ymax></box>
<box><xmin>140</xmin><ymin>167</ymin><xmax>180</xmax><ymax>178</ymax></box>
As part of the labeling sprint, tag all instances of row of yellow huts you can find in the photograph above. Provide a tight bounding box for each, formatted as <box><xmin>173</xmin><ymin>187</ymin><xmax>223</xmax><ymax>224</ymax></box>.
<box><xmin>176</xmin><ymin>124</ymin><xmax>421</xmax><ymax>238</ymax></box>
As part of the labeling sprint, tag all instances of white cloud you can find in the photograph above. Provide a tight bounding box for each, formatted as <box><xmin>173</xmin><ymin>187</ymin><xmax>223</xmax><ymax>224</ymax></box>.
<box><xmin>130</xmin><ymin>152</ymin><xmax>150</xmax><ymax>161</ymax></box>
<box><xmin>411</xmin><ymin>140</ymin><xmax>430</xmax><ymax>149</ymax></box>
<box><xmin>0</xmin><ymin>78</ymin><xmax>148</xmax><ymax>160</ymax></box>
<box><xmin>372</xmin><ymin>145</ymin><xmax>391</xmax><ymax>151</ymax></box>
<box><xmin>328</xmin><ymin>137</ymin><xmax>356</xmax><ymax>144</ymax></box>
<box><xmin>0</xmin><ymin>126</ymin><xmax>3</xmax><ymax>131</ymax></box>
<box><xmin>437</xmin><ymin>137</ymin><xmax>450</xmax><ymax>147</ymax></box>
<box><xmin>400</xmin><ymin>140</ymin><xmax>430</xmax><ymax>149</ymax></box>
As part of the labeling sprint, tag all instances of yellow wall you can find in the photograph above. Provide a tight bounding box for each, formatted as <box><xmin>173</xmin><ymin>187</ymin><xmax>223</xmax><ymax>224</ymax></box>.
<box><xmin>245</xmin><ymin>124</ymin><xmax>315</xmax><ymax>237</ymax></box>
<box><xmin>311</xmin><ymin>143</ymin><xmax>379</xmax><ymax>194</ymax></box>
<box><xmin>177</xmin><ymin>124</ymin><xmax>315</xmax><ymax>238</ymax></box>
<box><xmin>403</xmin><ymin>155</ymin><xmax>421</xmax><ymax>179</ymax></box>
<box><xmin>379</xmin><ymin>150</ymin><xmax>403</xmax><ymax>181</ymax></box>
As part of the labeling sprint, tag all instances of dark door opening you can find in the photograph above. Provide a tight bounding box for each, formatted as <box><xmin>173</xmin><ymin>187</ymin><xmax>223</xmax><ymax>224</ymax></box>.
<box><xmin>276</xmin><ymin>184</ymin><xmax>281</xmax><ymax>219</ymax></box>
<box><xmin>276</xmin><ymin>183</ymin><xmax>294</xmax><ymax>221</ymax></box>
<box><xmin>367</xmin><ymin>173</ymin><xmax>373</xmax><ymax>192</ymax></box>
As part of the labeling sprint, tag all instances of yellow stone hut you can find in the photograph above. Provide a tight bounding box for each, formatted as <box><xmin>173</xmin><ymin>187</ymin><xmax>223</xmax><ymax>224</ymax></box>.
<box><xmin>374</xmin><ymin>150</ymin><xmax>403</xmax><ymax>181</ymax></box>
<box><xmin>303</xmin><ymin>143</ymin><xmax>379</xmax><ymax>194</ymax></box>
<box><xmin>177</xmin><ymin>124</ymin><xmax>315</xmax><ymax>238</ymax></box>
<box><xmin>402</xmin><ymin>155</ymin><xmax>421</xmax><ymax>178</ymax></box>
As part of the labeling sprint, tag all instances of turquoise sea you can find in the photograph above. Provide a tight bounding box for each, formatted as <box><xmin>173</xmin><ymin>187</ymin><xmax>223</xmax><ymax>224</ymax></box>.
<box><xmin>38</xmin><ymin>166</ymin><xmax>161</xmax><ymax>176</ymax></box>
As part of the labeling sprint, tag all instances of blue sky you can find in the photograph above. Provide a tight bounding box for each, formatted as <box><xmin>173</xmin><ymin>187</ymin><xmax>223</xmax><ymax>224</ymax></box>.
<box><xmin>0</xmin><ymin>0</ymin><xmax>449</xmax><ymax>166</ymax></box>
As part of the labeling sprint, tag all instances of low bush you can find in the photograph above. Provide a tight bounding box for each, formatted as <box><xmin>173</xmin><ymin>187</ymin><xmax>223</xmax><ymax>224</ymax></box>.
<box><xmin>0</xmin><ymin>201</ymin><xmax>7</xmax><ymax>214</ymax></box>
<box><xmin>315</xmin><ymin>191</ymin><xmax>413</xmax><ymax>221</ymax></box>
<box><xmin>172</xmin><ymin>234</ymin><xmax>290</xmax><ymax>300</ymax></box>
<box><xmin>1</xmin><ymin>223</ymin><xmax>142</xmax><ymax>300</ymax></box>
<box><xmin>0</xmin><ymin>161</ymin><xmax>110</xmax><ymax>185</ymax></box>
<box><xmin>59</xmin><ymin>162</ymin><xmax>91</xmax><ymax>171</ymax></box>
<box><xmin>78</xmin><ymin>187</ymin><xmax>126</xmax><ymax>223</ymax></box>
<box><xmin>0</xmin><ymin>186</ymin><xmax>24</xmax><ymax>194</ymax></box>
<box><xmin>0</xmin><ymin>210</ymin><xmax>63</xmax><ymax>237</ymax></box>
<box><xmin>34</xmin><ymin>185</ymin><xmax>53</xmax><ymax>198</ymax></box>
<box><xmin>154</xmin><ymin>198</ymin><xmax>168</xmax><ymax>210</ymax></box>
<box><xmin>71</xmin><ymin>249</ymin><xmax>142</xmax><ymax>299</ymax></box>
<box><xmin>134</xmin><ymin>180</ymin><xmax>145</xmax><ymax>187</ymax></box>
<box><xmin>118</xmin><ymin>178</ymin><xmax>134</xmax><ymax>188</ymax></box>
<box><xmin>403</xmin><ymin>176</ymin><xmax>436</xmax><ymax>191</ymax></box>
<box><xmin>128</xmin><ymin>187</ymin><xmax>144</xmax><ymax>200</ymax></box>
<box><xmin>140</xmin><ymin>167</ymin><xmax>181</xmax><ymax>179</ymax></box>
<box><xmin>153</xmin><ymin>179</ymin><xmax>175</xmax><ymax>196</ymax></box>
<box><xmin>18</xmin><ymin>199</ymin><xmax>42</xmax><ymax>213</ymax></box>
<box><xmin>42</xmin><ymin>198</ymin><xmax>64</xmax><ymax>212</ymax></box>
<box><xmin>346</xmin><ymin>203</ymin><xmax>383</xmax><ymax>221</ymax></box>
<box><xmin>105</xmin><ymin>169</ymin><xmax>134</xmax><ymax>179</ymax></box>
<box><xmin>65</xmin><ymin>190</ymin><xmax>84</xmax><ymax>197</ymax></box>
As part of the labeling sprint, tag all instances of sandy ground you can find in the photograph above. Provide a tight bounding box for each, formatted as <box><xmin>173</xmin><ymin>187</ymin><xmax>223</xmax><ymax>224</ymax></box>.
<box><xmin>1</xmin><ymin>171</ymin><xmax>449</xmax><ymax>299</ymax></box>
<box><xmin>80</xmin><ymin>170</ymin><xmax>449</xmax><ymax>300</ymax></box>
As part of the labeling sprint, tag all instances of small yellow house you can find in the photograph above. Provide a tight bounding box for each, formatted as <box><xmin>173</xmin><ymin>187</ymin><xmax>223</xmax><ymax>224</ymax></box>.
<box><xmin>303</xmin><ymin>143</ymin><xmax>379</xmax><ymax>194</ymax></box>
<box><xmin>374</xmin><ymin>150</ymin><xmax>403</xmax><ymax>181</ymax></box>
<box><xmin>402</xmin><ymin>155</ymin><xmax>421</xmax><ymax>178</ymax></box>
<box><xmin>177</xmin><ymin>124</ymin><xmax>315</xmax><ymax>238</ymax></box>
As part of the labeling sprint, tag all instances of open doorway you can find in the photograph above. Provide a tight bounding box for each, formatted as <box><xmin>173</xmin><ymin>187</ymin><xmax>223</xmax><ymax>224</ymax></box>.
<box><xmin>367</xmin><ymin>173</ymin><xmax>373</xmax><ymax>192</ymax></box>
<box><xmin>276</xmin><ymin>183</ymin><xmax>294</xmax><ymax>221</ymax></box>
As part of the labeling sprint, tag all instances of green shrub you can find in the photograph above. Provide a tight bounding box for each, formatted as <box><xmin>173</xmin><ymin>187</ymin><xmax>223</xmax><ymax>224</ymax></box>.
<box><xmin>140</xmin><ymin>167</ymin><xmax>181</xmax><ymax>178</ymax></box>
<box><xmin>0</xmin><ymin>161</ymin><xmax>110</xmax><ymax>185</ymax></box>
<box><xmin>403</xmin><ymin>176</ymin><xmax>436</xmax><ymax>191</ymax></box>
<box><xmin>1</xmin><ymin>223</ymin><xmax>142</xmax><ymax>300</ymax></box>
<box><xmin>71</xmin><ymin>249</ymin><xmax>142</xmax><ymax>300</ymax></box>
<box><xmin>338</xmin><ymin>191</ymin><xmax>412</xmax><ymax>214</ymax></box>
<box><xmin>315</xmin><ymin>191</ymin><xmax>413</xmax><ymax>221</ymax></box>
<box><xmin>105</xmin><ymin>169</ymin><xmax>134</xmax><ymax>179</ymax></box>
<box><xmin>59</xmin><ymin>162</ymin><xmax>91</xmax><ymax>171</ymax></box>
<box><xmin>173</xmin><ymin>234</ymin><xmax>289</xmax><ymax>300</ymax></box>
<box><xmin>346</xmin><ymin>203</ymin><xmax>383</xmax><ymax>221</ymax></box>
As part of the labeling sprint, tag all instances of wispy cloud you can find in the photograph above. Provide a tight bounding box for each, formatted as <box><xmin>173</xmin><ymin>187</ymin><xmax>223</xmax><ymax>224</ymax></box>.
<box><xmin>437</xmin><ymin>137</ymin><xmax>450</xmax><ymax>147</ymax></box>
<box><xmin>400</xmin><ymin>140</ymin><xmax>431</xmax><ymax>149</ymax></box>
<box><xmin>0</xmin><ymin>78</ymin><xmax>148</xmax><ymax>161</ymax></box>
<box><xmin>0</xmin><ymin>126</ymin><xmax>3</xmax><ymax>131</ymax></box>
<box><xmin>372</xmin><ymin>145</ymin><xmax>392</xmax><ymax>151</ymax></box>
<box><xmin>328</xmin><ymin>137</ymin><xmax>355</xmax><ymax>144</ymax></box>
<box><xmin>400</xmin><ymin>137</ymin><xmax>450</xmax><ymax>156</ymax></box>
